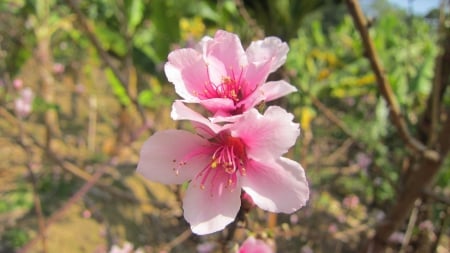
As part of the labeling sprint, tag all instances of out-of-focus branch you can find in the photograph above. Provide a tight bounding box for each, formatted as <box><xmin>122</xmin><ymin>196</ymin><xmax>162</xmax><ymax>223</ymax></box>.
<box><xmin>17</xmin><ymin>164</ymin><xmax>109</xmax><ymax>253</ymax></box>
<box><xmin>344</xmin><ymin>0</ymin><xmax>440</xmax><ymax>162</ymax></box>
<box><xmin>0</xmin><ymin>107</ymin><xmax>143</xmax><ymax>202</ymax></box>
<box><xmin>234</xmin><ymin>0</ymin><xmax>265</xmax><ymax>39</ymax></box>
<box><xmin>17</xmin><ymin>122</ymin><xmax>47</xmax><ymax>253</ymax></box>
<box><xmin>64</xmin><ymin>0</ymin><xmax>125</xmax><ymax>86</ymax></box>
<box><xmin>420</xmin><ymin>0</ymin><xmax>450</xmax><ymax>146</ymax></box>
<box><xmin>64</xmin><ymin>0</ymin><xmax>148</xmax><ymax>123</ymax></box>
<box><xmin>310</xmin><ymin>96</ymin><xmax>356</xmax><ymax>139</ymax></box>
<box><xmin>367</xmin><ymin>112</ymin><xmax>450</xmax><ymax>252</ymax></box>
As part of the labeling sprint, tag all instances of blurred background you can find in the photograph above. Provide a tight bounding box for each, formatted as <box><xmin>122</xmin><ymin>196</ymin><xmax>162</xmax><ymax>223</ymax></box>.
<box><xmin>0</xmin><ymin>0</ymin><xmax>449</xmax><ymax>252</ymax></box>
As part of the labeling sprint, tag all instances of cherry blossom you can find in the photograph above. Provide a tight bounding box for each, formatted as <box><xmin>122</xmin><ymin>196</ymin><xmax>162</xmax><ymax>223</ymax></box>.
<box><xmin>137</xmin><ymin>102</ymin><xmax>309</xmax><ymax>235</ymax></box>
<box><xmin>238</xmin><ymin>237</ymin><xmax>273</xmax><ymax>253</ymax></box>
<box><xmin>164</xmin><ymin>30</ymin><xmax>296</xmax><ymax>117</ymax></box>
<box><xmin>14</xmin><ymin>87</ymin><xmax>34</xmax><ymax>118</ymax></box>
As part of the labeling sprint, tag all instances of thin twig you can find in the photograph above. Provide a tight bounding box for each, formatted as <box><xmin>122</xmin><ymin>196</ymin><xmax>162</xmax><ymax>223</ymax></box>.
<box><xmin>399</xmin><ymin>200</ymin><xmax>420</xmax><ymax>253</ymax></box>
<box><xmin>310</xmin><ymin>96</ymin><xmax>356</xmax><ymax>139</ymax></box>
<box><xmin>0</xmin><ymin>107</ymin><xmax>146</xmax><ymax>202</ymax></box>
<box><xmin>431</xmin><ymin>206</ymin><xmax>449</xmax><ymax>253</ymax></box>
<box><xmin>18</xmin><ymin>121</ymin><xmax>47</xmax><ymax>253</ymax></box>
<box><xmin>162</xmin><ymin>229</ymin><xmax>193</xmax><ymax>252</ymax></box>
<box><xmin>344</xmin><ymin>0</ymin><xmax>440</xmax><ymax>162</ymax></box>
<box><xmin>234</xmin><ymin>0</ymin><xmax>265</xmax><ymax>39</ymax></box>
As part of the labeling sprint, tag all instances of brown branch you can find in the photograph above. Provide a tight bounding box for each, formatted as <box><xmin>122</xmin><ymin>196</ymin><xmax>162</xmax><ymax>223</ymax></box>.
<box><xmin>162</xmin><ymin>229</ymin><xmax>193</xmax><ymax>252</ymax></box>
<box><xmin>423</xmin><ymin>189</ymin><xmax>450</xmax><ymax>206</ymax></box>
<box><xmin>419</xmin><ymin>0</ymin><xmax>450</xmax><ymax>146</ymax></box>
<box><xmin>366</xmin><ymin>112</ymin><xmax>450</xmax><ymax>252</ymax></box>
<box><xmin>344</xmin><ymin>0</ymin><xmax>440</xmax><ymax>162</ymax></box>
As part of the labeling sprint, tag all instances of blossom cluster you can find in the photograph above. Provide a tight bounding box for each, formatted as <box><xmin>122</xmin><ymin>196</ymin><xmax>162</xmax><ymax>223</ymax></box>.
<box><xmin>137</xmin><ymin>30</ymin><xmax>309</xmax><ymax>235</ymax></box>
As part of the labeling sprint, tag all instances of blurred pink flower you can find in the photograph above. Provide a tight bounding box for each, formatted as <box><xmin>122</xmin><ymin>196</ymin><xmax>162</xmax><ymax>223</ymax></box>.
<box><xmin>52</xmin><ymin>63</ymin><xmax>65</xmax><ymax>74</ymax></box>
<box><xmin>238</xmin><ymin>237</ymin><xmax>273</xmax><ymax>253</ymax></box>
<box><xmin>13</xmin><ymin>78</ymin><xmax>23</xmax><ymax>89</ymax></box>
<box><xmin>328</xmin><ymin>223</ymin><xmax>337</xmax><ymax>233</ymax></box>
<box><xmin>355</xmin><ymin>152</ymin><xmax>372</xmax><ymax>170</ymax></box>
<box><xmin>289</xmin><ymin>214</ymin><xmax>299</xmax><ymax>224</ymax></box>
<box><xmin>388</xmin><ymin>231</ymin><xmax>405</xmax><ymax>244</ymax></box>
<box><xmin>419</xmin><ymin>220</ymin><xmax>434</xmax><ymax>231</ymax></box>
<box><xmin>196</xmin><ymin>241</ymin><xmax>216</xmax><ymax>253</ymax></box>
<box><xmin>75</xmin><ymin>83</ymin><xmax>85</xmax><ymax>94</ymax></box>
<box><xmin>14</xmin><ymin>87</ymin><xmax>34</xmax><ymax>118</ymax></box>
<box><xmin>165</xmin><ymin>30</ymin><xmax>296</xmax><ymax>117</ymax></box>
<box><xmin>137</xmin><ymin>102</ymin><xmax>309</xmax><ymax>235</ymax></box>
<box><xmin>343</xmin><ymin>194</ymin><xmax>359</xmax><ymax>209</ymax></box>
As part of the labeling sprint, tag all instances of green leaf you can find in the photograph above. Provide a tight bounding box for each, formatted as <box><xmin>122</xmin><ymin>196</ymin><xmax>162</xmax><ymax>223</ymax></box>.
<box><xmin>94</xmin><ymin>22</ymin><xmax>127</xmax><ymax>57</ymax></box>
<box><xmin>127</xmin><ymin>0</ymin><xmax>144</xmax><ymax>34</ymax></box>
<box><xmin>137</xmin><ymin>90</ymin><xmax>154</xmax><ymax>107</ymax></box>
<box><xmin>105</xmin><ymin>68</ymin><xmax>130</xmax><ymax>106</ymax></box>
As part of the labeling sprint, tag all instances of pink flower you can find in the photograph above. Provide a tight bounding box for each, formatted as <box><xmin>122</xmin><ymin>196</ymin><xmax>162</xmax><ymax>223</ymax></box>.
<box><xmin>13</xmin><ymin>79</ymin><xmax>23</xmax><ymax>89</ymax></box>
<box><xmin>342</xmin><ymin>194</ymin><xmax>359</xmax><ymax>209</ymax></box>
<box><xmin>164</xmin><ymin>30</ymin><xmax>296</xmax><ymax>117</ymax></box>
<box><xmin>137</xmin><ymin>102</ymin><xmax>309</xmax><ymax>235</ymax></box>
<box><xmin>238</xmin><ymin>237</ymin><xmax>273</xmax><ymax>253</ymax></box>
<box><xmin>14</xmin><ymin>87</ymin><xmax>34</xmax><ymax>118</ymax></box>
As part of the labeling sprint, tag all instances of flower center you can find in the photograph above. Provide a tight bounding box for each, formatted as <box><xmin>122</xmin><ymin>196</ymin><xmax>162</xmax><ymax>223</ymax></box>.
<box><xmin>197</xmin><ymin>133</ymin><xmax>247</xmax><ymax>191</ymax></box>
<box><xmin>201</xmin><ymin>67</ymin><xmax>246</xmax><ymax>104</ymax></box>
<box><xmin>215</xmin><ymin>76</ymin><xmax>243</xmax><ymax>103</ymax></box>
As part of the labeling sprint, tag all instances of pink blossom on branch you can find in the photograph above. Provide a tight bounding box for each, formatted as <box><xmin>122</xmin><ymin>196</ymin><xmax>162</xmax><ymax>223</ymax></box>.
<box><xmin>137</xmin><ymin>102</ymin><xmax>309</xmax><ymax>235</ymax></box>
<box><xmin>238</xmin><ymin>237</ymin><xmax>273</xmax><ymax>253</ymax></box>
<box><xmin>164</xmin><ymin>30</ymin><xmax>296</xmax><ymax>117</ymax></box>
<box><xmin>14</xmin><ymin>87</ymin><xmax>34</xmax><ymax>118</ymax></box>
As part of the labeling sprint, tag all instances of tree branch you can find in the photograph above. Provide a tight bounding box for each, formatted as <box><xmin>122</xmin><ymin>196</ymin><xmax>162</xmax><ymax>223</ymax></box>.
<box><xmin>367</xmin><ymin>111</ymin><xmax>450</xmax><ymax>252</ymax></box>
<box><xmin>344</xmin><ymin>0</ymin><xmax>440</xmax><ymax>162</ymax></box>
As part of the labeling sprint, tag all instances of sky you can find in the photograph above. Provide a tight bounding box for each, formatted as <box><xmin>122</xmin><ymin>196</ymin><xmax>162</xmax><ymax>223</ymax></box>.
<box><xmin>361</xmin><ymin>0</ymin><xmax>442</xmax><ymax>15</ymax></box>
<box><xmin>387</xmin><ymin>0</ymin><xmax>441</xmax><ymax>15</ymax></box>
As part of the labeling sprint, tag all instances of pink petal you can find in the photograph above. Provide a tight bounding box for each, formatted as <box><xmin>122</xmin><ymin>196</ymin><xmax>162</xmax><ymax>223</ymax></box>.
<box><xmin>238</xmin><ymin>80</ymin><xmax>297</xmax><ymax>111</ymax></box>
<box><xmin>241</xmin><ymin>157</ymin><xmax>309</xmax><ymax>213</ymax></box>
<box><xmin>231</xmin><ymin>106</ymin><xmax>300</xmax><ymax>159</ymax></box>
<box><xmin>243</xmin><ymin>61</ymin><xmax>272</xmax><ymax>96</ymax></box>
<box><xmin>205</xmin><ymin>30</ymin><xmax>247</xmax><ymax>80</ymax></box>
<box><xmin>199</xmin><ymin>98</ymin><xmax>235</xmax><ymax>116</ymax></box>
<box><xmin>165</xmin><ymin>48</ymin><xmax>209</xmax><ymax>101</ymax></box>
<box><xmin>257</xmin><ymin>80</ymin><xmax>297</xmax><ymax>101</ymax></box>
<box><xmin>183</xmin><ymin>173</ymin><xmax>241</xmax><ymax>235</ymax></box>
<box><xmin>239</xmin><ymin>237</ymin><xmax>273</xmax><ymax>253</ymax></box>
<box><xmin>246</xmin><ymin>37</ymin><xmax>289</xmax><ymax>73</ymax></box>
<box><xmin>171</xmin><ymin>101</ymin><xmax>222</xmax><ymax>135</ymax></box>
<box><xmin>195</xmin><ymin>35</ymin><xmax>212</xmax><ymax>53</ymax></box>
<box><xmin>137</xmin><ymin>130</ymin><xmax>210</xmax><ymax>184</ymax></box>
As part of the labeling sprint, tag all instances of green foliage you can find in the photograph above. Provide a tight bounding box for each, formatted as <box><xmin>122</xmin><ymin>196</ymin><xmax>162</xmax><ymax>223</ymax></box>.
<box><xmin>105</xmin><ymin>68</ymin><xmax>131</xmax><ymax>106</ymax></box>
<box><xmin>0</xmin><ymin>0</ymin><xmax>447</xmax><ymax>251</ymax></box>
<box><xmin>2</xmin><ymin>228</ymin><xmax>29</xmax><ymax>248</ymax></box>
<box><xmin>0</xmin><ymin>184</ymin><xmax>32</xmax><ymax>213</ymax></box>
<box><xmin>286</xmin><ymin>11</ymin><xmax>438</xmax><ymax>206</ymax></box>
